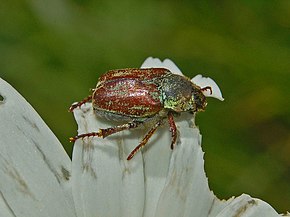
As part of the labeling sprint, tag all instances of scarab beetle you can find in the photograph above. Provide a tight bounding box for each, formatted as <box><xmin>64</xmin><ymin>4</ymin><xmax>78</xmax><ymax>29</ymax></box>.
<box><xmin>69</xmin><ymin>68</ymin><xmax>212</xmax><ymax>160</ymax></box>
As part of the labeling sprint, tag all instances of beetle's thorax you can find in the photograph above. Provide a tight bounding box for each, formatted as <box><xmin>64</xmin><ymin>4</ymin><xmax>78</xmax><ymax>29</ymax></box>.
<box><xmin>160</xmin><ymin>73</ymin><xmax>207</xmax><ymax>113</ymax></box>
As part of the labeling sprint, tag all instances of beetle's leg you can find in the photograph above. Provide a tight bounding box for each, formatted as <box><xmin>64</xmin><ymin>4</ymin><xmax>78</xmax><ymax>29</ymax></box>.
<box><xmin>127</xmin><ymin>120</ymin><xmax>162</xmax><ymax>160</ymax></box>
<box><xmin>69</xmin><ymin>95</ymin><xmax>92</xmax><ymax>112</ymax></box>
<box><xmin>168</xmin><ymin>112</ymin><xmax>177</xmax><ymax>149</ymax></box>
<box><xmin>98</xmin><ymin>121</ymin><xmax>142</xmax><ymax>138</ymax></box>
<box><xmin>69</xmin><ymin>121</ymin><xmax>142</xmax><ymax>142</ymax></box>
<box><xmin>201</xmin><ymin>86</ymin><xmax>212</xmax><ymax>95</ymax></box>
<box><xmin>69</xmin><ymin>131</ymin><xmax>102</xmax><ymax>142</ymax></box>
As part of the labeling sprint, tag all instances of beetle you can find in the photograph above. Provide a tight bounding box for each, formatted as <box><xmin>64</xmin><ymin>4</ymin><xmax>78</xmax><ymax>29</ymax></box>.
<box><xmin>69</xmin><ymin>68</ymin><xmax>212</xmax><ymax>160</ymax></box>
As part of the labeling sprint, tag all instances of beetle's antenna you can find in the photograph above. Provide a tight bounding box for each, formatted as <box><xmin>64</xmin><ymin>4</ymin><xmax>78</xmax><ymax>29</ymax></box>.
<box><xmin>201</xmin><ymin>86</ymin><xmax>212</xmax><ymax>95</ymax></box>
<box><xmin>69</xmin><ymin>95</ymin><xmax>92</xmax><ymax>112</ymax></box>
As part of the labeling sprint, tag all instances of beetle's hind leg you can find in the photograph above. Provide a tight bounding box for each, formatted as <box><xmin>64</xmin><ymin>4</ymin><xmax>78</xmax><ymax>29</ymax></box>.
<box><xmin>98</xmin><ymin>121</ymin><xmax>143</xmax><ymax>138</ymax></box>
<box><xmin>70</xmin><ymin>118</ymin><xmax>164</xmax><ymax>160</ymax></box>
<box><xmin>69</xmin><ymin>120</ymin><xmax>142</xmax><ymax>142</ymax></box>
<box><xmin>69</xmin><ymin>131</ymin><xmax>101</xmax><ymax>142</ymax></box>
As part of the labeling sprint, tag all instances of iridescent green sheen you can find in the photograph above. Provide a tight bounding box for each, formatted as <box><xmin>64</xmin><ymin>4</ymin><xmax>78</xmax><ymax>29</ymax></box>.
<box><xmin>160</xmin><ymin>73</ymin><xmax>206</xmax><ymax>113</ymax></box>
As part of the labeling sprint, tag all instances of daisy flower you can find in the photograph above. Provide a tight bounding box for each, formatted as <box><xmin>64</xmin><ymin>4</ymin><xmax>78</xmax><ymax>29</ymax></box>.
<box><xmin>0</xmin><ymin>57</ymin><xmax>287</xmax><ymax>217</ymax></box>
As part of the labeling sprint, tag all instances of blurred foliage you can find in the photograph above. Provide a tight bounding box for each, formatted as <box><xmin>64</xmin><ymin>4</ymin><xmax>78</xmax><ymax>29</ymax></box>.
<box><xmin>0</xmin><ymin>0</ymin><xmax>289</xmax><ymax>213</ymax></box>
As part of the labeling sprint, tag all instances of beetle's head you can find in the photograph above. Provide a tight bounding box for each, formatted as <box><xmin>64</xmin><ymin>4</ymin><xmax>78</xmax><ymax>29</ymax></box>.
<box><xmin>162</xmin><ymin>74</ymin><xmax>207</xmax><ymax>113</ymax></box>
<box><xmin>192</xmin><ymin>87</ymin><xmax>207</xmax><ymax>112</ymax></box>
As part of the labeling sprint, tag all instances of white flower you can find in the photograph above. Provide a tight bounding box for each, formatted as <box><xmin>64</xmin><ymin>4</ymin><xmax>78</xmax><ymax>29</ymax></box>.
<box><xmin>0</xmin><ymin>58</ymin><xmax>287</xmax><ymax>217</ymax></box>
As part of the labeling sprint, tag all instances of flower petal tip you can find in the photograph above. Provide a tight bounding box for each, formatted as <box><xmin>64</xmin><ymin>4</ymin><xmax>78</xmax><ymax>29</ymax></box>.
<box><xmin>140</xmin><ymin>57</ymin><xmax>183</xmax><ymax>75</ymax></box>
<box><xmin>191</xmin><ymin>74</ymin><xmax>224</xmax><ymax>101</ymax></box>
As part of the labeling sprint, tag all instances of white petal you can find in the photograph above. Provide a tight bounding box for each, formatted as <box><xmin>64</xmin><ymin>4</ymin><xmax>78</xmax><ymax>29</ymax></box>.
<box><xmin>191</xmin><ymin>74</ymin><xmax>224</xmax><ymax>101</ymax></box>
<box><xmin>140</xmin><ymin>57</ymin><xmax>163</xmax><ymax>68</ymax></box>
<box><xmin>215</xmin><ymin>194</ymin><xmax>283</xmax><ymax>217</ymax></box>
<box><xmin>140</xmin><ymin>57</ymin><xmax>183</xmax><ymax>75</ymax></box>
<box><xmin>71</xmin><ymin>104</ymin><xmax>145</xmax><ymax>217</ymax></box>
<box><xmin>0</xmin><ymin>78</ymin><xmax>76</xmax><ymax>217</ymax></box>
<box><xmin>0</xmin><ymin>192</ymin><xmax>17</xmax><ymax>217</ymax></box>
<box><xmin>140</xmin><ymin>118</ymin><xmax>172</xmax><ymax>217</ymax></box>
<box><xmin>154</xmin><ymin>114</ymin><xmax>217</xmax><ymax>217</ymax></box>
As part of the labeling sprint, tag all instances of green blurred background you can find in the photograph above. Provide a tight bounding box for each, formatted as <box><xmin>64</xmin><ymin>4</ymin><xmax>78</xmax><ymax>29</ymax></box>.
<box><xmin>1</xmin><ymin>0</ymin><xmax>289</xmax><ymax>213</ymax></box>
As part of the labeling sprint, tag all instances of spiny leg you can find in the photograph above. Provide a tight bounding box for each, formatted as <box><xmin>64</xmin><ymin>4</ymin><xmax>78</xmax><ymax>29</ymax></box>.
<box><xmin>69</xmin><ymin>120</ymin><xmax>142</xmax><ymax>142</ymax></box>
<box><xmin>168</xmin><ymin>112</ymin><xmax>177</xmax><ymax>150</ymax></box>
<box><xmin>69</xmin><ymin>131</ymin><xmax>101</xmax><ymax>142</ymax></box>
<box><xmin>127</xmin><ymin>120</ymin><xmax>162</xmax><ymax>160</ymax></box>
<box><xmin>98</xmin><ymin>121</ymin><xmax>142</xmax><ymax>138</ymax></box>
<box><xmin>69</xmin><ymin>95</ymin><xmax>92</xmax><ymax>112</ymax></box>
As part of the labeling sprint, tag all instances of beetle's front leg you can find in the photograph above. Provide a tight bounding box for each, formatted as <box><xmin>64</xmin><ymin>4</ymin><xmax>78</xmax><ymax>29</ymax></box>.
<box><xmin>168</xmin><ymin>112</ymin><xmax>177</xmax><ymax>149</ymax></box>
<box><xmin>69</xmin><ymin>120</ymin><xmax>142</xmax><ymax>142</ymax></box>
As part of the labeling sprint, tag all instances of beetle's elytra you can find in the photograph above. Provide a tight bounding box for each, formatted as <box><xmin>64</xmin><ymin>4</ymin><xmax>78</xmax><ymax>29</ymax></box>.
<box><xmin>69</xmin><ymin>68</ymin><xmax>211</xmax><ymax>160</ymax></box>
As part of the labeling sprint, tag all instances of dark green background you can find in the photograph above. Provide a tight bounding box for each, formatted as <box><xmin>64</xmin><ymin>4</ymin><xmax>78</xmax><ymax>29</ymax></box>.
<box><xmin>1</xmin><ymin>0</ymin><xmax>289</xmax><ymax>213</ymax></box>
